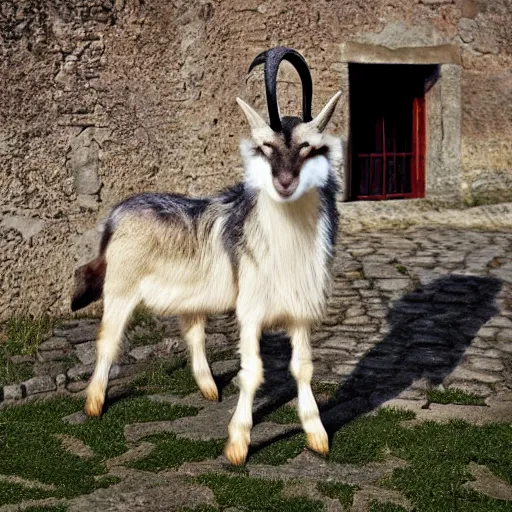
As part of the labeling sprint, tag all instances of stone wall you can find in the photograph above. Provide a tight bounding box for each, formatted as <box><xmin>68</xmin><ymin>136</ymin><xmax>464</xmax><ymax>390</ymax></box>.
<box><xmin>1</xmin><ymin>0</ymin><xmax>511</xmax><ymax>319</ymax></box>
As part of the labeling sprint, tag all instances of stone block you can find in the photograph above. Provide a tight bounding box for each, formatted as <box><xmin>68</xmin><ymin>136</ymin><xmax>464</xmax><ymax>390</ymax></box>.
<box><xmin>67</xmin><ymin>381</ymin><xmax>88</xmax><ymax>393</ymax></box>
<box><xmin>129</xmin><ymin>345</ymin><xmax>157</xmax><ymax>361</ymax></box>
<box><xmin>62</xmin><ymin>411</ymin><xmax>88</xmax><ymax>425</ymax></box>
<box><xmin>54</xmin><ymin>321</ymin><xmax>99</xmax><ymax>344</ymax></box>
<box><xmin>23</xmin><ymin>376</ymin><xmax>56</xmax><ymax>395</ymax></box>
<box><xmin>376</xmin><ymin>279</ymin><xmax>410</xmax><ymax>291</ymax></box>
<box><xmin>38</xmin><ymin>350</ymin><xmax>69</xmax><ymax>362</ymax></box>
<box><xmin>67</xmin><ymin>363</ymin><xmax>95</xmax><ymax>381</ymax></box>
<box><xmin>56</xmin><ymin>373</ymin><xmax>67</xmax><ymax>388</ymax></box>
<box><xmin>3</xmin><ymin>384</ymin><xmax>24</xmax><ymax>400</ymax></box>
<box><xmin>75</xmin><ymin>341</ymin><xmax>96</xmax><ymax>365</ymax></box>
<box><xmin>39</xmin><ymin>337</ymin><xmax>70</xmax><ymax>351</ymax></box>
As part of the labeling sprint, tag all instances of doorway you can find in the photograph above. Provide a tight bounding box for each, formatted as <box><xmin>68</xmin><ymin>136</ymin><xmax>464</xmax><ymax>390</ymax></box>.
<box><xmin>349</xmin><ymin>64</ymin><xmax>437</xmax><ymax>201</ymax></box>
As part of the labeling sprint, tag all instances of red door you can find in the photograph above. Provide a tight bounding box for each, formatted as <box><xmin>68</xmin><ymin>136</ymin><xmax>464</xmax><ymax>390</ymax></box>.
<box><xmin>350</xmin><ymin>64</ymin><xmax>427</xmax><ymax>201</ymax></box>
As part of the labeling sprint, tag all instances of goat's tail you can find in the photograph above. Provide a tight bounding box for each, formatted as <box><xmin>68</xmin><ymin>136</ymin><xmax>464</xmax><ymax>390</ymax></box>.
<box><xmin>71</xmin><ymin>254</ymin><xmax>107</xmax><ymax>311</ymax></box>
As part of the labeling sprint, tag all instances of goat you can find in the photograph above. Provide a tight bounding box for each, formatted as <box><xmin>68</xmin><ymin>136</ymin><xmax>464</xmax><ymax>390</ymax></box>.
<box><xmin>71</xmin><ymin>46</ymin><xmax>342</xmax><ymax>465</ymax></box>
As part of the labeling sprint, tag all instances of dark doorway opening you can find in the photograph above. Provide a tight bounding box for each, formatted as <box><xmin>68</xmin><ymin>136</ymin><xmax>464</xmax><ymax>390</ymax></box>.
<box><xmin>349</xmin><ymin>64</ymin><xmax>437</xmax><ymax>201</ymax></box>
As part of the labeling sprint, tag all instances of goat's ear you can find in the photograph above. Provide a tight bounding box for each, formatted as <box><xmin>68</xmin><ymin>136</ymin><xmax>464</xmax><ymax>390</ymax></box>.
<box><xmin>307</xmin><ymin>91</ymin><xmax>342</xmax><ymax>133</ymax></box>
<box><xmin>236</xmin><ymin>97</ymin><xmax>269</xmax><ymax>131</ymax></box>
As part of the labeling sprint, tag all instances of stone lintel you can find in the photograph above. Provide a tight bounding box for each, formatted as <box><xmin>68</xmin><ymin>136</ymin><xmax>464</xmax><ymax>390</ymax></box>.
<box><xmin>340</xmin><ymin>42</ymin><xmax>461</xmax><ymax>66</ymax></box>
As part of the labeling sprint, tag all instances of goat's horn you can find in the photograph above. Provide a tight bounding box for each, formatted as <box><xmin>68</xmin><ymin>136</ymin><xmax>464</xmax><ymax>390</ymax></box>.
<box><xmin>307</xmin><ymin>91</ymin><xmax>342</xmax><ymax>133</ymax></box>
<box><xmin>236</xmin><ymin>97</ymin><xmax>269</xmax><ymax>131</ymax></box>
<box><xmin>248</xmin><ymin>46</ymin><xmax>313</xmax><ymax>132</ymax></box>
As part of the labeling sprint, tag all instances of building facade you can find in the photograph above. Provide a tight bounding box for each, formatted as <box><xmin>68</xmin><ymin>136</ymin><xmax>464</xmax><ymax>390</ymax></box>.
<box><xmin>0</xmin><ymin>0</ymin><xmax>511</xmax><ymax>318</ymax></box>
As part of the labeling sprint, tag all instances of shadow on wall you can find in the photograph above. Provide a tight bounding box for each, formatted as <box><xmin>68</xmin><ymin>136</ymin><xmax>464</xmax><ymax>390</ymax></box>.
<box><xmin>251</xmin><ymin>274</ymin><xmax>503</xmax><ymax>450</ymax></box>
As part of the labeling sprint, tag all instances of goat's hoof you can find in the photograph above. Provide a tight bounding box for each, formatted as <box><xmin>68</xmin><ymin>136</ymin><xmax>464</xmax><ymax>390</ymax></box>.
<box><xmin>85</xmin><ymin>391</ymin><xmax>104</xmax><ymax>417</ymax></box>
<box><xmin>307</xmin><ymin>430</ymin><xmax>329</xmax><ymax>456</ymax></box>
<box><xmin>199</xmin><ymin>383</ymin><xmax>219</xmax><ymax>402</ymax></box>
<box><xmin>224</xmin><ymin>440</ymin><xmax>248</xmax><ymax>465</ymax></box>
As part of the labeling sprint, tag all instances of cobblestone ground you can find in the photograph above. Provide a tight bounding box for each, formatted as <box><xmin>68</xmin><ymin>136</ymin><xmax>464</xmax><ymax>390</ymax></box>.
<box><xmin>2</xmin><ymin>227</ymin><xmax>512</xmax><ymax>511</ymax></box>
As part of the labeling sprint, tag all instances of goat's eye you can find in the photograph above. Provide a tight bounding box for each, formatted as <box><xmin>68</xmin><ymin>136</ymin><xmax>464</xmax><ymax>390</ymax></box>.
<box><xmin>259</xmin><ymin>144</ymin><xmax>273</xmax><ymax>158</ymax></box>
<box><xmin>305</xmin><ymin>145</ymin><xmax>328</xmax><ymax>159</ymax></box>
<box><xmin>299</xmin><ymin>145</ymin><xmax>312</xmax><ymax>159</ymax></box>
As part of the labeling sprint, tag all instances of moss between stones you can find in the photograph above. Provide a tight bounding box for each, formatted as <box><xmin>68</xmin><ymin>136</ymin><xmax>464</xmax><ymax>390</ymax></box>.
<box><xmin>330</xmin><ymin>408</ymin><xmax>512</xmax><ymax>512</ymax></box>
<box><xmin>129</xmin><ymin>433</ymin><xmax>225</xmax><ymax>471</ymax></box>
<box><xmin>330</xmin><ymin>408</ymin><xmax>416</xmax><ymax>465</ymax></box>
<box><xmin>127</xmin><ymin>307</ymin><xmax>159</xmax><ymax>332</ymax></box>
<box><xmin>317</xmin><ymin>481</ymin><xmax>359</xmax><ymax>509</ymax></box>
<box><xmin>179</xmin><ymin>506</ymin><xmax>220</xmax><ymax>512</ymax></box>
<box><xmin>426</xmin><ymin>388</ymin><xmax>486</xmax><ymax>406</ymax></box>
<box><xmin>219</xmin><ymin>381</ymin><xmax>238</xmax><ymax>399</ymax></box>
<box><xmin>4</xmin><ymin>314</ymin><xmax>54</xmax><ymax>356</ymax></box>
<box><xmin>0</xmin><ymin>314</ymin><xmax>54</xmax><ymax>386</ymax></box>
<box><xmin>368</xmin><ymin>502</ymin><xmax>409</xmax><ymax>512</ymax></box>
<box><xmin>0</xmin><ymin>396</ymin><xmax>197</xmax><ymax>504</ymax></box>
<box><xmin>208</xmin><ymin>348</ymin><xmax>237</xmax><ymax>363</ymax></box>
<box><xmin>0</xmin><ymin>359</ymin><xmax>34</xmax><ymax>387</ymax></box>
<box><xmin>0</xmin><ymin>481</ymin><xmax>54</xmax><ymax>505</ymax></box>
<box><xmin>395</xmin><ymin>264</ymin><xmax>408</xmax><ymax>276</ymax></box>
<box><xmin>249</xmin><ymin>434</ymin><xmax>306</xmax><ymax>466</ymax></box>
<box><xmin>197</xmin><ymin>474</ymin><xmax>324</xmax><ymax>512</ymax></box>
<box><xmin>22</xmin><ymin>506</ymin><xmax>68</xmax><ymax>512</ymax></box>
<box><xmin>311</xmin><ymin>382</ymin><xmax>339</xmax><ymax>399</ymax></box>
<box><xmin>132</xmin><ymin>357</ymin><xmax>198</xmax><ymax>396</ymax></box>
<box><xmin>262</xmin><ymin>405</ymin><xmax>300</xmax><ymax>425</ymax></box>
<box><xmin>2</xmin><ymin>395</ymin><xmax>512</xmax><ymax>511</ymax></box>
<box><xmin>126</xmin><ymin>307</ymin><xmax>165</xmax><ymax>348</ymax></box>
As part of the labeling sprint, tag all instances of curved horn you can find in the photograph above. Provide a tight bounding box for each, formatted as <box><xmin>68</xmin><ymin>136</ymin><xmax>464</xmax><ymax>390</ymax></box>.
<box><xmin>248</xmin><ymin>46</ymin><xmax>313</xmax><ymax>132</ymax></box>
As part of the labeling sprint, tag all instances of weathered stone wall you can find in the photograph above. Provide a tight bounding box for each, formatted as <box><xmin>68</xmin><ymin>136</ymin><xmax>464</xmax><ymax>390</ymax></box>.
<box><xmin>0</xmin><ymin>0</ymin><xmax>511</xmax><ymax>319</ymax></box>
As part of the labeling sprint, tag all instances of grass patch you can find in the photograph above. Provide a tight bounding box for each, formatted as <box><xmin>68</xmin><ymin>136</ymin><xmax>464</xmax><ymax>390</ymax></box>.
<box><xmin>0</xmin><ymin>360</ymin><xmax>34</xmax><ymax>387</ymax></box>
<box><xmin>317</xmin><ymin>481</ymin><xmax>359</xmax><ymax>508</ymax></box>
<box><xmin>126</xmin><ymin>306</ymin><xmax>170</xmax><ymax>348</ymax></box>
<box><xmin>249</xmin><ymin>434</ymin><xmax>306</xmax><ymax>465</ymax></box>
<box><xmin>132</xmin><ymin>357</ymin><xmax>197</xmax><ymax>395</ymax></box>
<box><xmin>208</xmin><ymin>348</ymin><xmax>237</xmax><ymax>363</ymax></box>
<box><xmin>394</xmin><ymin>264</ymin><xmax>408</xmax><ymax>276</ymax></box>
<box><xmin>263</xmin><ymin>405</ymin><xmax>300</xmax><ymax>425</ymax></box>
<box><xmin>0</xmin><ymin>481</ymin><xmax>54</xmax><ymax>505</ymax></box>
<box><xmin>369</xmin><ymin>503</ymin><xmax>409</xmax><ymax>512</ymax></box>
<box><xmin>127</xmin><ymin>308</ymin><xmax>165</xmax><ymax>348</ymax></box>
<box><xmin>427</xmin><ymin>388</ymin><xmax>486</xmax><ymax>406</ymax></box>
<box><xmin>127</xmin><ymin>307</ymin><xmax>159</xmax><ymax>332</ymax></box>
<box><xmin>330</xmin><ymin>407</ymin><xmax>512</xmax><ymax>511</ymax></box>
<box><xmin>130</xmin><ymin>329</ymin><xmax>164</xmax><ymax>348</ymax></box>
<box><xmin>198</xmin><ymin>474</ymin><xmax>324</xmax><ymax>512</ymax></box>
<box><xmin>130</xmin><ymin>433</ymin><xmax>224</xmax><ymax>471</ymax></box>
<box><xmin>4</xmin><ymin>315</ymin><xmax>54</xmax><ymax>356</ymax></box>
<box><xmin>21</xmin><ymin>506</ymin><xmax>68</xmax><ymax>512</ymax></box>
<box><xmin>225</xmin><ymin>464</ymin><xmax>249</xmax><ymax>475</ymax></box>
<box><xmin>312</xmin><ymin>382</ymin><xmax>339</xmax><ymax>399</ymax></box>
<box><xmin>220</xmin><ymin>381</ymin><xmax>239</xmax><ymax>398</ymax></box>
<box><xmin>0</xmin><ymin>395</ymin><xmax>197</xmax><ymax>503</ymax></box>
<box><xmin>347</xmin><ymin>270</ymin><xmax>365</xmax><ymax>280</ymax></box>
<box><xmin>330</xmin><ymin>408</ymin><xmax>415</xmax><ymax>465</ymax></box>
<box><xmin>180</xmin><ymin>506</ymin><xmax>220</xmax><ymax>512</ymax></box>
<box><xmin>66</xmin><ymin>397</ymin><xmax>198</xmax><ymax>458</ymax></box>
<box><xmin>0</xmin><ymin>315</ymin><xmax>53</xmax><ymax>386</ymax></box>
<box><xmin>390</xmin><ymin>420</ymin><xmax>512</xmax><ymax>511</ymax></box>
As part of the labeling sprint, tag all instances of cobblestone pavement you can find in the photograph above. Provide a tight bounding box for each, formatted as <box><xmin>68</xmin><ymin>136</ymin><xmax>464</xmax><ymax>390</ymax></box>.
<box><xmin>2</xmin><ymin>227</ymin><xmax>512</xmax><ymax>511</ymax></box>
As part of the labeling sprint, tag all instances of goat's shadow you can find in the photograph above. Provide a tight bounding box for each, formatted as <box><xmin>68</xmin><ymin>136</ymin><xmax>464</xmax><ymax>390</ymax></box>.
<box><xmin>249</xmin><ymin>274</ymin><xmax>503</xmax><ymax>454</ymax></box>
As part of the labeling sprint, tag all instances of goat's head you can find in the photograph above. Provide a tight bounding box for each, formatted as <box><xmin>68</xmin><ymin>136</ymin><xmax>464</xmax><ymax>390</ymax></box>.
<box><xmin>238</xmin><ymin>46</ymin><xmax>342</xmax><ymax>203</ymax></box>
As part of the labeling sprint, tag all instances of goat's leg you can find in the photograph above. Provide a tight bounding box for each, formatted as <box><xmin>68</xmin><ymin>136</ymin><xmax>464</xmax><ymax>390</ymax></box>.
<box><xmin>225</xmin><ymin>324</ymin><xmax>263</xmax><ymax>465</ymax></box>
<box><xmin>181</xmin><ymin>314</ymin><xmax>218</xmax><ymax>401</ymax></box>
<box><xmin>85</xmin><ymin>295</ymin><xmax>137</xmax><ymax>416</ymax></box>
<box><xmin>289</xmin><ymin>324</ymin><xmax>329</xmax><ymax>456</ymax></box>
